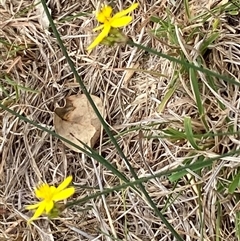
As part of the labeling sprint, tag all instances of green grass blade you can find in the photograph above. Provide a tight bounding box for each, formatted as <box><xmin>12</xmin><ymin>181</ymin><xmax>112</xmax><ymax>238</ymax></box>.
<box><xmin>158</xmin><ymin>77</ymin><xmax>178</xmax><ymax>113</ymax></box>
<box><xmin>4</xmin><ymin>75</ymin><xmax>40</xmax><ymax>95</ymax></box>
<box><xmin>169</xmin><ymin>155</ymin><xmax>205</xmax><ymax>182</ymax></box>
<box><xmin>0</xmin><ymin>84</ymin><xmax>9</xmax><ymax>97</ymax></box>
<box><xmin>199</xmin><ymin>32</ymin><xmax>220</xmax><ymax>55</ymax></box>
<box><xmin>127</xmin><ymin>40</ymin><xmax>240</xmax><ymax>86</ymax></box>
<box><xmin>67</xmin><ymin>148</ymin><xmax>240</xmax><ymax>207</ymax></box>
<box><xmin>184</xmin><ymin>0</ymin><xmax>191</xmax><ymax>20</ymax></box>
<box><xmin>228</xmin><ymin>171</ymin><xmax>240</xmax><ymax>194</ymax></box>
<box><xmin>162</xmin><ymin>127</ymin><xmax>187</xmax><ymax>140</ymax></box>
<box><xmin>184</xmin><ymin>117</ymin><xmax>202</xmax><ymax>150</ymax></box>
<box><xmin>189</xmin><ymin>68</ymin><xmax>208</xmax><ymax>129</ymax></box>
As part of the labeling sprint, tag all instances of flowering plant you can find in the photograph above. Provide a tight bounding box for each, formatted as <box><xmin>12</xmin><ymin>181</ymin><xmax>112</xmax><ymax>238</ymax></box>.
<box><xmin>26</xmin><ymin>176</ymin><xmax>75</xmax><ymax>223</ymax></box>
<box><xmin>87</xmin><ymin>3</ymin><xmax>139</xmax><ymax>50</ymax></box>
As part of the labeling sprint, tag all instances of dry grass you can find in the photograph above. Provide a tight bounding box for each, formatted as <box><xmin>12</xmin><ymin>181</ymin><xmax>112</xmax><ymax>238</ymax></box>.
<box><xmin>1</xmin><ymin>0</ymin><xmax>240</xmax><ymax>240</ymax></box>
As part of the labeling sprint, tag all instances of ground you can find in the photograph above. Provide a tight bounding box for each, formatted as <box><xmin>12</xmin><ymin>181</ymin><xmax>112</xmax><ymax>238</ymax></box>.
<box><xmin>1</xmin><ymin>0</ymin><xmax>240</xmax><ymax>240</ymax></box>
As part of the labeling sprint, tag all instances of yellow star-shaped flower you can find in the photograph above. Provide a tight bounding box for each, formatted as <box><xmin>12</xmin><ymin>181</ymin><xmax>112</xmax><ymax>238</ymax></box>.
<box><xmin>26</xmin><ymin>176</ymin><xmax>75</xmax><ymax>223</ymax></box>
<box><xmin>87</xmin><ymin>3</ymin><xmax>139</xmax><ymax>50</ymax></box>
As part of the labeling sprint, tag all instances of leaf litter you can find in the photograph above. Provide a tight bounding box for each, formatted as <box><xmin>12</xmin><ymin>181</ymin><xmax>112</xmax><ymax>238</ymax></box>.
<box><xmin>54</xmin><ymin>94</ymin><xmax>104</xmax><ymax>153</ymax></box>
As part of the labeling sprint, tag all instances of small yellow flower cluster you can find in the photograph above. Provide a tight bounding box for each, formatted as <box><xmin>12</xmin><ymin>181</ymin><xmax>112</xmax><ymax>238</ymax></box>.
<box><xmin>26</xmin><ymin>176</ymin><xmax>75</xmax><ymax>223</ymax></box>
<box><xmin>87</xmin><ymin>3</ymin><xmax>139</xmax><ymax>50</ymax></box>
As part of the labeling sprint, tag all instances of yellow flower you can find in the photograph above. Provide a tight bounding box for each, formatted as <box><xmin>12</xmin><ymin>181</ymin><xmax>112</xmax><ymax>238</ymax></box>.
<box><xmin>87</xmin><ymin>2</ymin><xmax>139</xmax><ymax>50</ymax></box>
<box><xmin>26</xmin><ymin>176</ymin><xmax>75</xmax><ymax>223</ymax></box>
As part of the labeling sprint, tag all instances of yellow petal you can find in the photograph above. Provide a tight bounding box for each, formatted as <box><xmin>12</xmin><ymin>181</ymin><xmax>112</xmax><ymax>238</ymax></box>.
<box><xmin>112</xmin><ymin>3</ymin><xmax>139</xmax><ymax>19</ymax></box>
<box><xmin>97</xmin><ymin>5</ymin><xmax>112</xmax><ymax>23</ymax></box>
<box><xmin>26</xmin><ymin>202</ymin><xmax>41</xmax><ymax>210</ymax></box>
<box><xmin>50</xmin><ymin>186</ymin><xmax>57</xmax><ymax>194</ymax></box>
<box><xmin>28</xmin><ymin>201</ymin><xmax>46</xmax><ymax>223</ymax></box>
<box><xmin>53</xmin><ymin>187</ymin><xmax>75</xmax><ymax>201</ymax></box>
<box><xmin>87</xmin><ymin>24</ymin><xmax>111</xmax><ymax>51</ymax></box>
<box><xmin>56</xmin><ymin>176</ymin><xmax>73</xmax><ymax>192</ymax></box>
<box><xmin>111</xmin><ymin>16</ymin><xmax>132</xmax><ymax>28</ymax></box>
<box><xmin>101</xmin><ymin>5</ymin><xmax>113</xmax><ymax>18</ymax></box>
<box><xmin>45</xmin><ymin>201</ymin><xmax>54</xmax><ymax>214</ymax></box>
<box><xmin>35</xmin><ymin>183</ymin><xmax>51</xmax><ymax>199</ymax></box>
<box><xmin>93</xmin><ymin>25</ymin><xmax>104</xmax><ymax>31</ymax></box>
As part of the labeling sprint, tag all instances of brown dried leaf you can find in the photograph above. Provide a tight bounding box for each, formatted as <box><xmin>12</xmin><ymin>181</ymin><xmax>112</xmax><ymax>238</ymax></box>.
<box><xmin>54</xmin><ymin>94</ymin><xmax>104</xmax><ymax>153</ymax></box>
